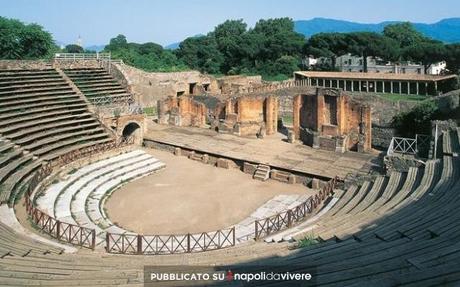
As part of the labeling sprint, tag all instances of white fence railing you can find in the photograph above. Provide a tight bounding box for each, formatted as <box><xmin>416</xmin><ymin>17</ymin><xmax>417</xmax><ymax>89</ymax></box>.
<box><xmin>387</xmin><ymin>134</ymin><xmax>431</xmax><ymax>158</ymax></box>
<box><xmin>54</xmin><ymin>52</ymin><xmax>111</xmax><ymax>61</ymax></box>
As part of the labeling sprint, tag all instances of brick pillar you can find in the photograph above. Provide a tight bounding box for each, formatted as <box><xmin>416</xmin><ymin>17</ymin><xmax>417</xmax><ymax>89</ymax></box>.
<box><xmin>293</xmin><ymin>95</ymin><xmax>301</xmax><ymax>140</ymax></box>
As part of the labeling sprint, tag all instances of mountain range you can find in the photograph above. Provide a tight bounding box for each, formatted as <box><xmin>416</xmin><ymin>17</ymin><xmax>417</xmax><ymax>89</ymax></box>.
<box><xmin>293</xmin><ymin>17</ymin><xmax>460</xmax><ymax>43</ymax></box>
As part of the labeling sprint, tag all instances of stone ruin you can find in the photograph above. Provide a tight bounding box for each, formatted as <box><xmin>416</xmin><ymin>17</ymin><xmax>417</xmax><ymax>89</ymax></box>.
<box><xmin>157</xmin><ymin>96</ymin><xmax>207</xmax><ymax>127</ymax></box>
<box><xmin>210</xmin><ymin>95</ymin><xmax>278</xmax><ymax>137</ymax></box>
<box><xmin>293</xmin><ymin>88</ymin><xmax>372</xmax><ymax>153</ymax></box>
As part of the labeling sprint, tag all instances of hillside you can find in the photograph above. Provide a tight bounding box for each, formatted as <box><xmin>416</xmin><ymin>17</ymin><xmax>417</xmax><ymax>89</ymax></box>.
<box><xmin>294</xmin><ymin>17</ymin><xmax>460</xmax><ymax>43</ymax></box>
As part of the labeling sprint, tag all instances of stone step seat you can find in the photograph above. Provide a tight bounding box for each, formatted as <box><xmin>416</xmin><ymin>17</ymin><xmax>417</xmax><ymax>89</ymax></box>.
<box><xmin>70</xmin><ymin>75</ymin><xmax>114</xmax><ymax>82</ymax></box>
<box><xmin>36</xmin><ymin>150</ymin><xmax>146</xmax><ymax>214</ymax></box>
<box><xmin>0</xmin><ymin>149</ymin><xmax>23</xmax><ymax>168</ymax></box>
<box><xmin>31</xmin><ymin>133</ymin><xmax>111</xmax><ymax>158</ymax></box>
<box><xmin>364</xmin><ymin>172</ymin><xmax>405</xmax><ymax>212</ymax></box>
<box><xmin>0</xmin><ymin>112</ymin><xmax>94</xmax><ymax>135</ymax></box>
<box><xmin>24</xmin><ymin>127</ymin><xmax>106</xmax><ymax>151</ymax></box>
<box><xmin>86</xmin><ymin>162</ymin><xmax>168</xmax><ymax>232</ymax></box>
<box><xmin>73</xmin><ymin>78</ymin><xmax>117</xmax><ymax>85</ymax></box>
<box><xmin>0</xmin><ymin>98</ymin><xmax>85</xmax><ymax>114</ymax></box>
<box><xmin>0</xmin><ymin>80</ymin><xmax>68</xmax><ymax>91</ymax></box>
<box><xmin>75</xmin><ymin>161</ymin><xmax>165</xmax><ymax>244</ymax></box>
<box><xmin>290</xmin><ymin>169</ymin><xmax>423</xmax><ymax>242</ymax></box>
<box><xmin>0</xmin><ymin>142</ymin><xmax>14</xmax><ymax>154</ymax></box>
<box><xmin>0</xmin><ymin>75</ymin><xmax>63</xmax><ymax>84</ymax></box>
<box><xmin>72</xmin><ymin>157</ymin><xmax>162</xmax><ymax>216</ymax></box>
<box><xmin>348</xmin><ymin>175</ymin><xmax>387</xmax><ymax>214</ymax></box>
<box><xmin>0</xmin><ymin>104</ymin><xmax>88</xmax><ymax>122</ymax></box>
<box><xmin>0</xmin><ymin>94</ymin><xmax>80</xmax><ymax>109</ymax></box>
<box><xmin>366</xmin><ymin>156</ymin><xmax>456</xmax><ymax>240</ymax></box>
<box><xmin>0</xmin><ymin>68</ymin><xmax>57</xmax><ymax>75</ymax></box>
<box><xmin>0</xmin><ymin>90</ymin><xmax>76</xmax><ymax>103</ymax></box>
<box><xmin>64</xmin><ymin>68</ymin><xmax>107</xmax><ymax>74</ymax></box>
<box><xmin>443</xmin><ymin>130</ymin><xmax>453</xmax><ymax>155</ymax></box>
<box><xmin>265</xmin><ymin>197</ymin><xmax>340</xmax><ymax>243</ymax></box>
<box><xmin>82</xmin><ymin>88</ymin><xmax>128</xmax><ymax>96</ymax></box>
<box><xmin>2</xmin><ymin>159</ymin><xmax>43</xmax><ymax>205</ymax></box>
<box><xmin>449</xmin><ymin>128</ymin><xmax>460</xmax><ymax>155</ymax></box>
<box><xmin>336</xmin><ymin>168</ymin><xmax>452</xmax><ymax>242</ymax></box>
<box><xmin>15</xmin><ymin>122</ymin><xmax>101</xmax><ymax>146</ymax></box>
<box><xmin>346</xmin><ymin>164</ymin><xmax>439</xmax><ymax>242</ymax></box>
<box><xmin>312</xmin><ymin>169</ymin><xmax>437</xmax><ymax>241</ymax></box>
<box><xmin>374</xmin><ymin>167</ymin><xmax>421</xmax><ymax>213</ymax></box>
<box><xmin>77</xmin><ymin>82</ymin><xmax>122</xmax><ymax>89</ymax></box>
<box><xmin>0</xmin><ymin>222</ymin><xmax>64</xmax><ymax>257</ymax></box>
<box><xmin>0</xmin><ymin>85</ymin><xmax>73</xmax><ymax>96</ymax></box>
<box><xmin>324</xmin><ymin>185</ymin><xmax>358</xmax><ymax>217</ymax></box>
<box><xmin>317</xmin><ymin>172</ymin><xmax>406</xmax><ymax>236</ymax></box>
<box><xmin>0</xmin><ymin>77</ymin><xmax>66</xmax><ymax>87</ymax></box>
<box><xmin>353</xmin><ymin>264</ymin><xmax>460</xmax><ymax>287</ymax></box>
<box><xmin>89</xmin><ymin>93</ymin><xmax>132</xmax><ymax>101</ymax></box>
<box><xmin>334</xmin><ymin>180</ymin><xmax>372</xmax><ymax>216</ymax></box>
<box><xmin>54</xmin><ymin>152</ymin><xmax>152</xmax><ymax>219</ymax></box>
<box><xmin>295</xmin><ymin>238</ymin><xmax>457</xmax><ymax>285</ymax></box>
<box><xmin>0</xmin><ymin>154</ymin><xmax>33</xmax><ymax>187</ymax></box>
<box><xmin>11</xmin><ymin>118</ymin><xmax>99</xmax><ymax>142</ymax></box>
<box><xmin>40</xmin><ymin>138</ymin><xmax>113</xmax><ymax>163</ymax></box>
<box><xmin>0</xmin><ymin>108</ymin><xmax>89</xmax><ymax>129</ymax></box>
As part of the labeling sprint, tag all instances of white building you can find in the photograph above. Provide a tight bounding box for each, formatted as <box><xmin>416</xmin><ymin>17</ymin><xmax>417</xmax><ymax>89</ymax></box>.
<box><xmin>306</xmin><ymin>54</ymin><xmax>446</xmax><ymax>75</ymax></box>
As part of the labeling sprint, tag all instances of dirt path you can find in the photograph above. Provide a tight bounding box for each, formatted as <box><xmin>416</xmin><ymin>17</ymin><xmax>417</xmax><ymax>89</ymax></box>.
<box><xmin>105</xmin><ymin>149</ymin><xmax>313</xmax><ymax>235</ymax></box>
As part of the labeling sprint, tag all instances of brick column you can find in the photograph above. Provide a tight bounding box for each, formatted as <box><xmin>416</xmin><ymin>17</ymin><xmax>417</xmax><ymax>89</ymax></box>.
<box><xmin>293</xmin><ymin>95</ymin><xmax>301</xmax><ymax>139</ymax></box>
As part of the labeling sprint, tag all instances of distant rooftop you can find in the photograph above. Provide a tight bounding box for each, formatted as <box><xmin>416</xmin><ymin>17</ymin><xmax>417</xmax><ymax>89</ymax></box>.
<box><xmin>295</xmin><ymin>71</ymin><xmax>457</xmax><ymax>82</ymax></box>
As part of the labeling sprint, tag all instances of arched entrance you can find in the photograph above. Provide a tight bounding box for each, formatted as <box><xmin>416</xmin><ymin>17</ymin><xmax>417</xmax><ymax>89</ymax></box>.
<box><xmin>122</xmin><ymin>122</ymin><xmax>142</xmax><ymax>145</ymax></box>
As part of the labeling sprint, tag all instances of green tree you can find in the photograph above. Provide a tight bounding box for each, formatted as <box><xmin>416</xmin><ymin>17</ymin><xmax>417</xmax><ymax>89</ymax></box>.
<box><xmin>346</xmin><ymin>32</ymin><xmax>399</xmax><ymax>72</ymax></box>
<box><xmin>403</xmin><ymin>41</ymin><xmax>447</xmax><ymax>73</ymax></box>
<box><xmin>213</xmin><ymin>19</ymin><xmax>247</xmax><ymax>73</ymax></box>
<box><xmin>0</xmin><ymin>16</ymin><xmax>54</xmax><ymax>59</ymax></box>
<box><xmin>64</xmin><ymin>44</ymin><xmax>84</xmax><ymax>53</ymax></box>
<box><xmin>304</xmin><ymin>33</ymin><xmax>348</xmax><ymax>68</ymax></box>
<box><xmin>176</xmin><ymin>36</ymin><xmax>223</xmax><ymax>74</ymax></box>
<box><xmin>383</xmin><ymin>22</ymin><xmax>426</xmax><ymax>48</ymax></box>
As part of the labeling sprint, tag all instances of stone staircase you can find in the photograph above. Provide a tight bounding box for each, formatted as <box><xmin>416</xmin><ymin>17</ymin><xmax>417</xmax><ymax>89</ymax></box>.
<box><xmin>253</xmin><ymin>164</ymin><xmax>270</xmax><ymax>181</ymax></box>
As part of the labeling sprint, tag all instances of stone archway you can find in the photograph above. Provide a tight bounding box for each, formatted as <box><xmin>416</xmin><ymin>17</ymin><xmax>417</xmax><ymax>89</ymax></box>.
<box><xmin>121</xmin><ymin>121</ymin><xmax>143</xmax><ymax>145</ymax></box>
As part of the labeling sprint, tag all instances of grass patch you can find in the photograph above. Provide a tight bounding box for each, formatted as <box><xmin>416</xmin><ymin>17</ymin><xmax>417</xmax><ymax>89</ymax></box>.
<box><xmin>376</xmin><ymin>93</ymin><xmax>428</xmax><ymax>102</ymax></box>
<box><xmin>296</xmin><ymin>234</ymin><xmax>319</xmax><ymax>248</ymax></box>
<box><xmin>281</xmin><ymin>115</ymin><xmax>293</xmax><ymax>126</ymax></box>
<box><xmin>143</xmin><ymin>106</ymin><xmax>157</xmax><ymax>116</ymax></box>
<box><xmin>262</xmin><ymin>74</ymin><xmax>290</xmax><ymax>82</ymax></box>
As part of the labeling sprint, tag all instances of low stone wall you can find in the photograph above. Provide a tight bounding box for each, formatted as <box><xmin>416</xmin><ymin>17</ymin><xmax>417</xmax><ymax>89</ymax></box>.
<box><xmin>0</xmin><ymin>60</ymin><xmax>52</xmax><ymax>69</ymax></box>
<box><xmin>372</xmin><ymin>124</ymin><xmax>396</xmax><ymax>150</ymax></box>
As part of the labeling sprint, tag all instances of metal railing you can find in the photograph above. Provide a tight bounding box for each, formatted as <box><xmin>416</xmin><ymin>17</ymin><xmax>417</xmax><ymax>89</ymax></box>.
<box><xmin>106</xmin><ymin>228</ymin><xmax>236</xmax><ymax>255</ymax></box>
<box><xmin>24</xmin><ymin>137</ymin><xmax>134</xmax><ymax>249</ymax></box>
<box><xmin>254</xmin><ymin>176</ymin><xmax>338</xmax><ymax>240</ymax></box>
<box><xmin>387</xmin><ymin>134</ymin><xmax>431</xmax><ymax>157</ymax></box>
<box><xmin>54</xmin><ymin>52</ymin><xmax>111</xmax><ymax>61</ymax></box>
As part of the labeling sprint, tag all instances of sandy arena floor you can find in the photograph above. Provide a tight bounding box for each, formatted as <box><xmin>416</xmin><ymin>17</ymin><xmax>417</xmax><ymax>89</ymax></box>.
<box><xmin>105</xmin><ymin>148</ymin><xmax>312</xmax><ymax>235</ymax></box>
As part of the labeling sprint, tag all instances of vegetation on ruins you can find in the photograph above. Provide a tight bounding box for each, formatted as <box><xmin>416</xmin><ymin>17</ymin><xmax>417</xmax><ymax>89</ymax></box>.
<box><xmin>0</xmin><ymin>16</ymin><xmax>57</xmax><ymax>59</ymax></box>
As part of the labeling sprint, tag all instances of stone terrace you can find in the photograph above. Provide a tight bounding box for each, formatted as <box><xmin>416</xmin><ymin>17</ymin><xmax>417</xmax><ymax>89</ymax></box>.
<box><xmin>144</xmin><ymin>123</ymin><xmax>378</xmax><ymax>179</ymax></box>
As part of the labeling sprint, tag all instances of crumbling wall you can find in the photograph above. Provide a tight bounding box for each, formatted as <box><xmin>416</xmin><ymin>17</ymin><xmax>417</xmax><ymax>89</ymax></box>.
<box><xmin>158</xmin><ymin>96</ymin><xmax>206</xmax><ymax>127</ymax></box>
<box><xmin>211</xmin><ymin>95</ymin><xmax>278</xmax><ymax>137</ymax></box>
<box><xmin>293</xmin><ymin>88</ymin><xmax>372</xmax><ymax>153</ymax></box>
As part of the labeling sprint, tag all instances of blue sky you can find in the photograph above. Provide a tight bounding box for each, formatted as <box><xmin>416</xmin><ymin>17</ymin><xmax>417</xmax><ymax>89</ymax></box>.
<box><xmin>1</xmin><ymin>0</ymin><xmax>459</xmax><ymax>47</ymax></box>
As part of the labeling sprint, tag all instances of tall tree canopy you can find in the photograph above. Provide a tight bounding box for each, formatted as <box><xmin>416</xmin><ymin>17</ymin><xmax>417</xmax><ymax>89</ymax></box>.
<box><xmin>103</xmin><ymin>34</ymin><xmax>187</xmax><ymax>72</ymax></box>
<box><xmin>0</xmin><ymin>16</ymin><xmax>55</xmax><ymax>59</ymax></box>
<box><xmin>383</xmin><ymin>22</ymin><xmax>427</xmax><ymax>48</ymax></box>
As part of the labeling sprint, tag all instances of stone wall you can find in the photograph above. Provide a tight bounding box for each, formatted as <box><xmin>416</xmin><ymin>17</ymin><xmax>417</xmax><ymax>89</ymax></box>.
<box><xmin>211</xmin><ymin>95</ymin><xmax>278</xmax><ymax>137</ymax></box>
<box><xmin>112</xmin><ymin>64</ymin><xmax>218</xmax><ymax>107</ymax></box>
<box><xmin>158</xmin><ymin>96</ymin><xmax>206</xmax><ymax>127</ymax></box>
<box><xmin>0</xmin><ymin>60</ymin><xmax>52</xmax><ymax>69</ymax></box>
<box><xmin>293</xmin><ymin>88</ymin><xmax>372</xmax><ymax>153</ymax></box>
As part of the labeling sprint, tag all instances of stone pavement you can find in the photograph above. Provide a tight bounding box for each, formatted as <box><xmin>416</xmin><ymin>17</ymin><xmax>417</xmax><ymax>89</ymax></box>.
<box><xmin>144</xmin><ymin>123</ymin><xmax>379</xmax><ymax>179</ymax></box>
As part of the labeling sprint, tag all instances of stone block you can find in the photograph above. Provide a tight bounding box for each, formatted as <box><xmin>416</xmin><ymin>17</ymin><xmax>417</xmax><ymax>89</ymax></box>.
<box><xmin>216</xmin><ymin>158</ymin><xmax>230</xmax><ymax>169</ymax></box>
<box><xmin>174</xmin><ymin>147</ymin><xmax>181</xmax><ymax>156</ymax></box>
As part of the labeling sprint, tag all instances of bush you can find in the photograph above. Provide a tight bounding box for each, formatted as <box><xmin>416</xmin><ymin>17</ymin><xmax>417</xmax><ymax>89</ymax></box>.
<box><xmin>296</xmin><ymin>234</ymin><xmax>319</xmax><ymax>248</ymax></box>
<box><xmin>392</xmin><ymin>100</ymin><xmax>437</xmax><ymax>137</ymax></box>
